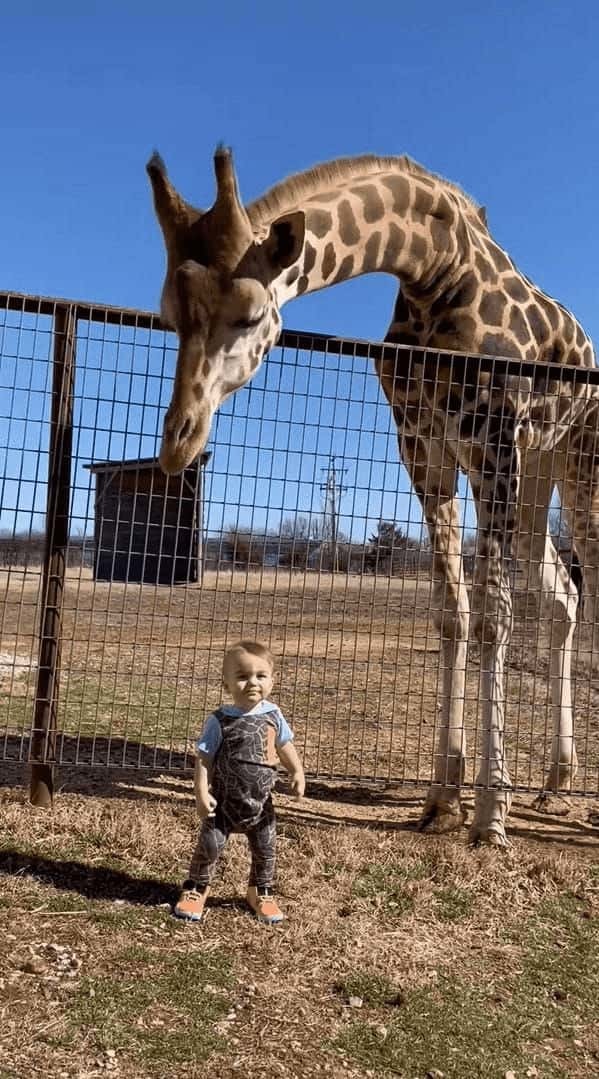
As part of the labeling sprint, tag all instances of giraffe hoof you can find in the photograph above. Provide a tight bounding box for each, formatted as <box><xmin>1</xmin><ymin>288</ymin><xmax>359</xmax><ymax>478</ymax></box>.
<box><xmin>418</xmin><ymin>804</ymin><xmax>467</xmax><ymax>835</ymax></box>
<box><xmin>468</xmin><ymin>826</ymin><xmax>511</xmax><ymax>849</ymax></box>
<box><xmin>532</xmin><ymin>791</ymin><xmax>573</xmax><ymax>817</ymax></box>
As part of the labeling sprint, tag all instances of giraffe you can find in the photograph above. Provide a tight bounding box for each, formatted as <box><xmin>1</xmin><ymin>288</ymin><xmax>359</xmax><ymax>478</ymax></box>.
<box><xmin>147</xmin><ymin>146</ymin><xmax>598</xmax><ymax>846</ymax></box>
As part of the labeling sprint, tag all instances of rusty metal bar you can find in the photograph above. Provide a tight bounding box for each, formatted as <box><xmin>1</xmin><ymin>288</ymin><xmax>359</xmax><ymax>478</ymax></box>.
<box><xmin>29</xmin><ymin>304</ymin><xmax>77</xmax><ymax>806</ymax></box>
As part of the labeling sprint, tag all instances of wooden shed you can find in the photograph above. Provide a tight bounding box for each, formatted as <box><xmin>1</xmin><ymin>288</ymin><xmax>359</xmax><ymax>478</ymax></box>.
<box><xmin>85</xmin><ymin>454</ymin><xmax>210</xmax><ymax>585</ymax></box>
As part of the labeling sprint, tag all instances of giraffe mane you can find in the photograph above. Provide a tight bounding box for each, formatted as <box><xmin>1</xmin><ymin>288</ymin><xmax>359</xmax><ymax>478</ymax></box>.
<box><xmin>248</xmin><ymin>154</ymin><xmax>483</xmax><ymax>228</ymax></box>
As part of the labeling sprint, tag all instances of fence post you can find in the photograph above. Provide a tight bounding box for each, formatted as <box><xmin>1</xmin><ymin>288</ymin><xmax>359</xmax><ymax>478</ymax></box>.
<box><xmin>30</xmin><ymin>304</ymin><xmax>77</xmax><ymax>807</ymax></box>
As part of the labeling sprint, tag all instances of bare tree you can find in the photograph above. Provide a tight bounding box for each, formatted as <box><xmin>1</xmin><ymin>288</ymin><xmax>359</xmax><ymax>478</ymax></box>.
<box><xmin>278</xmin><ymin>514</ymin><xmax>327</xmax><ymax>569</ymax></box>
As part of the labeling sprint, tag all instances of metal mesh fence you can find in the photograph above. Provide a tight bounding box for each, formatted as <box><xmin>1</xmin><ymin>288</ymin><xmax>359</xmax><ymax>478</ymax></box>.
<box><xmin>2</xmin><ymin>290</ymin><xmax>599</xmax><ymax>796</ymax></box>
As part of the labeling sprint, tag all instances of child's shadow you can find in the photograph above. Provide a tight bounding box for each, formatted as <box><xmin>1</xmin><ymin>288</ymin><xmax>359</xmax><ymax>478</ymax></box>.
<box><xmin>0</xmin><ymin>847</ymin><xmax>176</xmax><ymax>907</ymax></box>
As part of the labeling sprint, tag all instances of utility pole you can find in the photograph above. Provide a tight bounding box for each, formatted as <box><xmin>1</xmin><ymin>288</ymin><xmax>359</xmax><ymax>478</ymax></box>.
<box><xmin>319</xmin><ymin>456</ymin><xmax>348</xmax><ymax>572</ymax></box>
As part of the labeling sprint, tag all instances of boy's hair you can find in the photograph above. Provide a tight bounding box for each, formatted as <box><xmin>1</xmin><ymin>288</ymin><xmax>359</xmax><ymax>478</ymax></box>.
<box><xmin>222</xmin><ymin>640</ymin><xmax>274</xmax><ymax>672</ymax></box>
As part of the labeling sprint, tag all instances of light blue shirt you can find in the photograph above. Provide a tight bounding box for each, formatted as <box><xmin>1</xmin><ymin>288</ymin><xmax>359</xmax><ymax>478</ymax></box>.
<box><xmin>195</xmin><ymin>700</ymin><xmax>294</xmax><ymax>761</ymax></box>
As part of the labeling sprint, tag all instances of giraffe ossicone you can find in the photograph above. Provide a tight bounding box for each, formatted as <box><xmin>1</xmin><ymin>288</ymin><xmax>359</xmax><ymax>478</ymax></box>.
<box><xmin>147</xmin><ymin>146</ymin><xmax>597</xmax><ymax>847</ymax></box>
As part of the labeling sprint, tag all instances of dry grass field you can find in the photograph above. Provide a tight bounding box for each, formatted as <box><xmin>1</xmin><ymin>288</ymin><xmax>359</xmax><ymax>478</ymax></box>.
<box><xmin>2</xmin><ymin>567</ymin><xmax>599</xmax><ymax>1077</ymax></box>
<box><xmin>1</xmin><ymin>767</ymin><xmax>599</xmax><ymax>1078</ymax></box>
<box><xmin>2</xmin><ymin>566</ymin><xmax>599</xmax><ymax>790</ymax></box>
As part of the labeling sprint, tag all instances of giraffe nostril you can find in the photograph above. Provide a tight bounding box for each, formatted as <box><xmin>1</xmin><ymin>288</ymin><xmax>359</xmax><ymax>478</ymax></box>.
<box><xmin>176</xmin><ymin>418</ymin><xmax>194</xmax><ymax>445</ymax></box>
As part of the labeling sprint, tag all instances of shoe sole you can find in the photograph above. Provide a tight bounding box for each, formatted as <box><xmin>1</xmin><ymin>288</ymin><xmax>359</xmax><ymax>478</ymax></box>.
<box><xmin>172</xmin><ymin>908</ymin><xmax>205</xmax><ymax>922</ymax></box>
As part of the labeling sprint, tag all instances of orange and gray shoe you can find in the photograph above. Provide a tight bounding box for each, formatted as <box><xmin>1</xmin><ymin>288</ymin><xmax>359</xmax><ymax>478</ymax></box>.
<box><xmin>173</xmin><ymin>883</ymin><xmax>209</xmax><ymax>922</ymax></box>
<box><xmin>246</xmin><ymin>885</ymin><xmax>285</xmax><ymax>924</ymax></box>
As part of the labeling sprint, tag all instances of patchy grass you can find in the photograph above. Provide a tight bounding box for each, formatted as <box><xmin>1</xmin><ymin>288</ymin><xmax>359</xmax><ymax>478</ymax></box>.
<box><xmin>69</xmin><ymin>946</ymin><xmax>231</xmax><ymax>1071</ymax></box>
<box><xmin>1</xmin><ymin>769</ymin><xmax>599</xmax><ymax>1078</ymax></box>
<box><xmin>432</xmin><ymin>885</ymin><xmax>474</xmax><ymax>922</ymax></box>
<box><xmin>334</xmin><ymin>893</ymin><xmax>599</xmax><ymax>1078</ymax></box>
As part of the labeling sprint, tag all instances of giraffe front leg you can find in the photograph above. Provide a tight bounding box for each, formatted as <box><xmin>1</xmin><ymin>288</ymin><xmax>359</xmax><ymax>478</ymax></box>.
<box><xmin>468</xmin><ymin>542</ymin><xmax>513</xmax><ymax>847</ymax></box>
<box><xmin>467</xmin><ymin>415</ymin><xmax>525</xmax><ymax>848</ymax></box>
<box><xmin>401</xmin><ymin>449</ymin><xmax>470</xmax><ymax>836</ymax></box>
<box><xmin>532</xmin><ymin>533</ymin><xmax>579</xmax><ymax>815</ymax></box>
<box><xmin>418</xmin><ymin>631</ymin><xmax>469</xmax><ymax>834</ymax></box>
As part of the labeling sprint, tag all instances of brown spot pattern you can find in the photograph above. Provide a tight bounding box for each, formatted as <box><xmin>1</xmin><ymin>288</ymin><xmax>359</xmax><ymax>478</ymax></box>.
<box><xmin>414</xmin><ymin>185</ymin><xmax>434</xmax><ymax>216</ymax></box>
<box><xmin>333</xmin><ymin>254</ymin><xmax>355</xmax><ymax>283</ymax></box>
<box><xmin>285</xmin><ymin>266</ymin><xmax>300</xmax><ymax>286</ymax></box>
<box><xmin>353</xmin><ymin>184</ymin><xmax>386</xmax><ymax>223</ymax></box>
<box><xmin>338</xmin><ymin>199</ymin><xmax>360</xmax><ymax>246</ymax></box>
<box><xmin>508</xmin><ymin>305</ymin><xmax>531</xmax><ymax>345</ymax></box>
<box><xmin>410</xmin><ymin>233</ymin><xmax>428</xmax><ymax>262</ymax></box>
<box><xmin>475</xmin><ymin>251</ymin><xmax>498</xmax><ymax>285</ymax></box>
<box><xmin>503</xmin><ymin>275</ymin><xmax>529</xmax><ymax>303</ymax></box>
<box><xmin>386</xmin><ymin>222</ymin><xmax>406</xmax><ymax>265</ymax></box>
<box><xmin>451</xmin><ymin>271</ymin><xmax>479</xmax><ymax>308</ymax></box>
<box><xmin>479</xmin><ymin>291</ymin><xmax>508</xmax><ymax>327</ymax></box>
<box><xmin>322</xmin><ymin>242</ymin><xmax>337</xmax><ymax>281</ymax></box>
<box><xmin>362</xmin><ymin>231</ymin><xmax>382</xmax><ymax>273</ymax></box>
<box><xmin>526</xmin><ymin>304</ymin><xmax>551</xmax><ymax>345</ymax></box>
<box><xmin>303</xmin><ymin>241</ymin><xmax>318</xmax><ymax>276</ymax></box>
<box><xmin>381</xmin><ymin>175</ymin><xmax>411</xmax><ymax>215</ymax></box>
<box><xmin>308</xmin><ymin>209</ymin><xmax>333</xmax><ymax>239</ymax></box>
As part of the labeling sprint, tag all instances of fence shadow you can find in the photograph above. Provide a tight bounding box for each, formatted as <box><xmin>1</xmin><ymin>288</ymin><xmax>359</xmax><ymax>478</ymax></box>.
<box><xmin>4</xmin><ymin>741</ymin><xmax>599</xmax><ymax>852</ymax></box>
<box><xmin>2</xmin><ymin>732</ymin><xmax>195</xmax><ymax>802</ymax></box>
<box><xmin>278</xmin><ymin>793</ymin><xmax>599</xmax><ymax>851</ymax></box>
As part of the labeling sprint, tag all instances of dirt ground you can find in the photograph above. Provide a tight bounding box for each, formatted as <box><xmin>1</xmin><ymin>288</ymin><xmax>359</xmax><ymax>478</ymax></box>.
<box><xmin>1</xmin><ymin>762</ymin><xmax>599</xmax><ymax>1079</ymax></box>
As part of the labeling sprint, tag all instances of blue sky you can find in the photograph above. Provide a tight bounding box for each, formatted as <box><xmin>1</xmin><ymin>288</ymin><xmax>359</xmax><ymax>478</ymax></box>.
<box><xmin>2</xmin><ymin>3</ymin><xmax>599</xmax><ymax>541</ymax></box>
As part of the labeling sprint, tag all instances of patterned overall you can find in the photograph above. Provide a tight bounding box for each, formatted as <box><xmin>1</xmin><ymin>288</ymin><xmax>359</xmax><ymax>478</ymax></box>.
<box><xmin>188</xmin><ymin>707</ymin><xmax>280</xmax><ymax>889</ymax></box>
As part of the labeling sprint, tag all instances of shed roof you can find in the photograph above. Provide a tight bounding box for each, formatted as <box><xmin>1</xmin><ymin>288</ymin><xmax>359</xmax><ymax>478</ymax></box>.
<box><xmin>84</xmin><ymin>454</ymin><xmax>211</xmax><ymax>475</ymax></box>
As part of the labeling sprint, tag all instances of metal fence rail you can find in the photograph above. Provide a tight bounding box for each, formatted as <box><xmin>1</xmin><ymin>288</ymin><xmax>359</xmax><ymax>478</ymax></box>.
<box><xmin>2</xmin><ymin>289</ymin><xmax>599</xmax><ymax>800</ymax></box>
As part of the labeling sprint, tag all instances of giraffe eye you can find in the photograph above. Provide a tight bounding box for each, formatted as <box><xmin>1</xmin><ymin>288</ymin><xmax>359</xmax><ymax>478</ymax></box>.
<box><xmin>231</xmin><ymin>310</ymin><xmax>265</xmax><ymax>330</ymax></box>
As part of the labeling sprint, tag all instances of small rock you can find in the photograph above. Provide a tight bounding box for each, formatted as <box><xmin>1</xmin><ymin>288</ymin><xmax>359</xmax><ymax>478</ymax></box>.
<box><xmin>348</xmin><ymin>996</ymin><xmax>363</xmax><ymax>1008</ymax></box>
<box><xmin>504</xmin><ymin>1072</ymin><xmax>517</xmax><ymax>1079</ymax></box>
<box><xmin>20</xmin><ymin>955</ymin><xmax>48</xmax><ymax>975</ymax></box>
<box><xmin>551</xmin><ymin>987</ymin><xmax>567</xmax><ymax>1001</ymax></box>
<box><xmin>526</xmin><ymin>1069</ymin><xmax>539</xmax><ymax>1077</ymax></box>
<box><xmin>426</xmin><ymin>1070</ymin><xmax>445</xmax><ymax>1079</ymax></box>
<box><xmin>386</xmin><ymin>990</ymin><xmax>404</xmax><ymax>1007</ymax></box>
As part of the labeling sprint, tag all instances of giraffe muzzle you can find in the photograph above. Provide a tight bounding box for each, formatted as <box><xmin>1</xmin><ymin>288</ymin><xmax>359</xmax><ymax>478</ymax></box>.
<box><xmin>159</xmin><ymin>404</ymin><xmax>213</xmax><ymax>475</ymax></box>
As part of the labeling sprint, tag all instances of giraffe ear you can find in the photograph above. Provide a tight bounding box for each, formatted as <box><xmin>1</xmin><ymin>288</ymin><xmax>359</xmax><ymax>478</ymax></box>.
<box><xmin>262</xmin><ymin>211</ymin><xmax>306</xmax><ymax>273</ymax></box>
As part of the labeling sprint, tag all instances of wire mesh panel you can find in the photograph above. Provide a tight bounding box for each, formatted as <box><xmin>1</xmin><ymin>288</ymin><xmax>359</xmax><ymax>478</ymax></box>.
<box><xmin>0</xmin><ymin>297</ymin><xmax>54</xmax><ymax>762</ymax></box>
<box><xmin>1</xmin><ymin>291</ymin><xmax>599</xmax><ymax>798</ymax></box>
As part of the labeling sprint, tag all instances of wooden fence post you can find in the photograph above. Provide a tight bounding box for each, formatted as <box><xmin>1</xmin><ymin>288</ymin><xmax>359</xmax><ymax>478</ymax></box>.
<box><xmin>30</xmin><ymin>304</ymin><xmax>76</xmax><ymax>807</ymax></box>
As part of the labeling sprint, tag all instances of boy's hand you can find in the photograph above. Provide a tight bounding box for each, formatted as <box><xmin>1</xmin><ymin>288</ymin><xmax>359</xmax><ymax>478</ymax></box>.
<box><xmin>289</xmin><ymin>773</ymin><xmax>305</xmax><ymax>798</ymax></box>
<box><xmin>198</xmin><ymin>794</ymin><xmax>217</xmax><ymax>818</ymax></box>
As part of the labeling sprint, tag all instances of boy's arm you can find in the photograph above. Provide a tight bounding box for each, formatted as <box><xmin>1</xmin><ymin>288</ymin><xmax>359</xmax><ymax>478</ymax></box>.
<box><xmin>276</xmin><ymin>741</ymin><xmax>305</xmax><ymax>797</ymax></box>
<box><xmin>193</xmin><ymin>754</ymin><xmax>217</xmax><ymax>817</ymax></box>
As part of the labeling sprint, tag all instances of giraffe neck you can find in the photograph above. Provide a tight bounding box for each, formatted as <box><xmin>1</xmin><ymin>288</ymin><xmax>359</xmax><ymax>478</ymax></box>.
<box><xmin>249</xmin><ymin>156</ymin><xmax>476</xmax><ymax>305</ymax></box>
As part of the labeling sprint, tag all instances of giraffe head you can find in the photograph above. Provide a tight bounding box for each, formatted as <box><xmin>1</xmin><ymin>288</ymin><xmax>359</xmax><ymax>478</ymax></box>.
<box><xmin>147</xmin><ymin>147</ymin><xmax>305</xmax><ymax>474</ymax></box>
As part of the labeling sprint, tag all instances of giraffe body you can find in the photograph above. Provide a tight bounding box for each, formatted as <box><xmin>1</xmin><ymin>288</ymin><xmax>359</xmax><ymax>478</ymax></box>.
<box><xmin>147</xmin><ymin>149</ymin><xmax>598</xmax><ymax>845</ymax></box>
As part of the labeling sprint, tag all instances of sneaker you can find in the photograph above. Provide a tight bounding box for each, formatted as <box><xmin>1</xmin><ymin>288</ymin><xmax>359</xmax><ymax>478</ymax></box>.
<box><xmin>173</xmin><ymin>884</ymin><xmax>209</xmax><ymax>922</ymax></box>
<box><xmin>246</xmin><ymin>885</ymin><xmax>285</xmax><ymax>924</ymax></box>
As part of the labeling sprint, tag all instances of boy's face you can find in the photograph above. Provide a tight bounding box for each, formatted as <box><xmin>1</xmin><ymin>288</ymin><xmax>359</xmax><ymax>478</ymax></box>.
<box><xmin>223</xmin><ymin>651</ymin><xmax>274</xmax><ymax>710</ymax></box>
